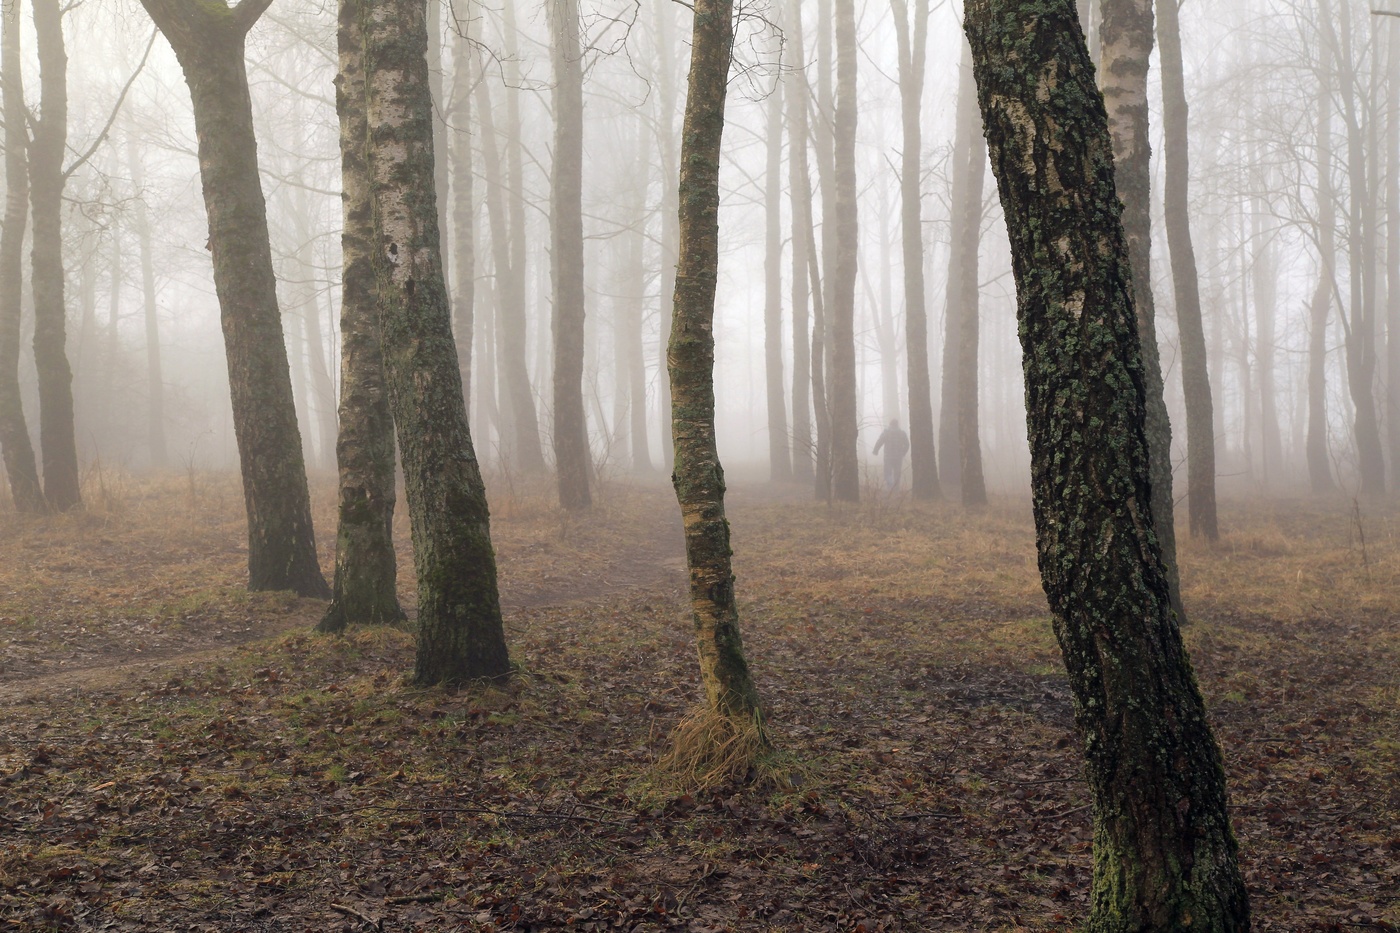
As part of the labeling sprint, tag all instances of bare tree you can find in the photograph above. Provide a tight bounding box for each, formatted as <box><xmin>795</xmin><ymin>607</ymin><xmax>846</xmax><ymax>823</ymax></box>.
<box><xmin>965</xmin><ymin>0</ymin><xmax>1250</xmax><ymax>925</ymax></box>
<box><xmin>138</xmin><ymin>0</ymin><xmax>328</xmax><ymax>597</ymax></box>
<box><xmin>551</xmin><ymin>0</ymin><xmax>591</xmax><ymax>510</ymax></box>
<box><xmin>828</xmin><ymin>0</ymin><xmax>860</xmax><ymax>502</ymax></box>
<box><xmin>0</xmin><ymin>0</ymin><xmax>42</xmax><ymax>514</ymax></box>
<box><xmin>353</xmin><ymin>0</ymin><xmax>510</xmax><ymax>684</ymax></box>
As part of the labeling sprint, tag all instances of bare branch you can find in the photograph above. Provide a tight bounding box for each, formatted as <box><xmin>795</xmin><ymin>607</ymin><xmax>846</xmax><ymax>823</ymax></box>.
<box><xmin>62</xmin><ymin>27</ymin><xmax>158</xmax><ymax>181</ymax></box>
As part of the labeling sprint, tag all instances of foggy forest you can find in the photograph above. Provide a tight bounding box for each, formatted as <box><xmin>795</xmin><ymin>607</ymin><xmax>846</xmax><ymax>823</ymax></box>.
<box><xmin>0</xmin><ymin>0</ymin><xmax>1397</xmax><ymax>929</ymax></box>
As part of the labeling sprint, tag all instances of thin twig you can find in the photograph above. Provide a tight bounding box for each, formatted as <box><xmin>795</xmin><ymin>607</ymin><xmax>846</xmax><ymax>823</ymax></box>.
<box><xmin>329</xmin><ymin>903</ymin><xmax>382</xmax><ymax>931</ymax></box>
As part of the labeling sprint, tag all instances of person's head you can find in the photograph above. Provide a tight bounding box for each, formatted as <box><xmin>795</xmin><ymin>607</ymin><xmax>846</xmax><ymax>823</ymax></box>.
<box><xmin>889</xmin><ymin>419</ymin><xmax>900</xmax><ymax>429</ymax></box>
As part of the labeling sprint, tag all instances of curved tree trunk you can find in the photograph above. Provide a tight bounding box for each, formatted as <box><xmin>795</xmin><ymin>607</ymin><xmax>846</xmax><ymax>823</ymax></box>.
<box><xmin>0</xmin><ymin>0</ymin><xmax>42</xmax><ymax>514</ymax></box>
<box><xmin>1100</xmin><ymin>0</ymin><xmax>1183</xmax><ymax>620</ymax></box>
<box><xmin>30</xmin><ymin>0</ymin><xmax>80</xmax><ymax>512</ymax></box>
<box><xmin>138</xmin><ymin>0</ymin><xmax>328</xmax><ymax>598</ymax></box>
<box><xmin>1157</xmin><ymin>0</ymin><xmax>1218</xmax><ymax>537</ymax></box>
<box><xmin>965</xmin><ymin>1</ymin><xmax>1250</xmax><ymax>928</ymax></box>
<box><xmin>669</xmin><ymin>0</ymin><xmax>766</xmax><ymax>730</ymax></box>
<box><xmin>891</xmin><ymin>0</ymin><xmax>939</xmax><ymax>501</ymax></box>
<box><xmin>320</xmin><ymin>0</ymin><xmax>404</xmax><ymax>633</ymax></box>
<box><xmin>356</xmin><ymin>0</ymin><xmax>510</xmax><ymax>684</ymax></box>
<box><xmin>551</xmin><ymin>0</ymin><xmax>591</xmax><ymax>510</ymax></box>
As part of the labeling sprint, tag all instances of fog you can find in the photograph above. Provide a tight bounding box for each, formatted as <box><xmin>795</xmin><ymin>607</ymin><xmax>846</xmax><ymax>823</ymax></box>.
<box><xmin>1</xmin><ymin>0</ymin><xmax>1394</xmax><ymax>499</ymax></box>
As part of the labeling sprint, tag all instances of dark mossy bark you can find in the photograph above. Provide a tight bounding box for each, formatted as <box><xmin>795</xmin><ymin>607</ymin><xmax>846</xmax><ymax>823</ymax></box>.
<box><xmin>891</xmin><ymin>0</ymin><xmax>939</xmax><ymax>501</ymax></box>
<box><xmin>1157</xmin><ymin>0</ymin><xmax>1217</xmax><ymax>538</ymax></box>
<box><xmin>963</xmin><ymin>1</ymin><xmax>1250</xmax><ymax>929</ymax></box>
<box><xmin>828</xmin><ymin>0</ymin><xmax>859</xmax><ymax>503</ymax></box>
<box><xmin>550</xmin><ymin>0</ymin><xmax>592</xmax><ymax>510</ymax></box>
<box><xmin>0</xmin><ymin>1</ymin><xmax>42</xmax><ymax>515</ymax></box>
<box><xmin>320</xmin><ymin>0</ymin><xmax>404</xmax><ymax>634</ymax></box>
<box><xmin>1100</xmin><ymin>0</ymin><xmax>1182</xmax><ymax>620</ymax></box>
<box><xmin>30</xmin><ymin>0</ymin><xmax>80</xmax><ymax>512</ymax></box>
<box><xmin>138</xmin><ymin>0</ymin><xmax>328</xmax><ymax>598</ymax></box>
<box><xmin>785</xmin><ymin>0</ymin><xmax>813</xmax><ymax>485</ymax></box>
<box><xmin>357</xmin><ymin>0</ymin><xmax>509</xmax><ymax>685</ymax></box>
<box><xmin>669</xmin><ymin>0</ymin><xmax>766</xmax><ymax>726</ymax></box>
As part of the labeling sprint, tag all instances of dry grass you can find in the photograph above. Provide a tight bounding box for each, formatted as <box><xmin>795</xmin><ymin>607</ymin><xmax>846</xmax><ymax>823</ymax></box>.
<box><xmin>656</xmin><ymin>704</ymin><xmax>771</xmax><ymax>792</ymax></box>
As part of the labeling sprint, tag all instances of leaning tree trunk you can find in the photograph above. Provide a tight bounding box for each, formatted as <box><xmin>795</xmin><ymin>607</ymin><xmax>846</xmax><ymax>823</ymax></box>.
<box><xmin>669</xmin><ymin>0</ymin><xmax>766</xmax><ymax>731</ymax></box>
<box><xmin>319</xmin><ymin>0</ymin><xmax>404</xmax><ymax>633</ymax></box>
<box><xmin>551</xmin><ymin>0</ymin><xmax>591</xmax><ymax>510</ymax></box>
<box><xmin>763</xmin><ymin>77</ymin><xmax>791</xmax><ymax>482</ymax></box>
<box><xmin>964</xmin><ymin>1</ymin><xmax>1251</xmax><ymax>929</ymax></box>
<box><xmin>138</xmin><ymin>0</ymin><xmax>328</xmax><ymax>598</ymax></box>
<box><xmin>1157</xmin><ymin>0</ymin><xmax>1218</xmax><ymax>537</ymax></box>
<box><xmin>891</xmin><ymin>0</ymin><xmax>939</xmax><ymax>501</ymax></box>
<box><xmin>1100</xmin><ymin>0</ymin><xmax>1183</xmax><ymax>621</ymax></box>
<box><xmin>355</xmin><ymin>0</ymin><xmax>510</xmax><ymax>684</ymax></box>
<box><xmin>30</xmin><ymin>0</ymin><xmax>80</xmax><ymax>511</ymax></box>
<box><xmin>0</xmin><ymin>0</ymin><xmax>42</xmax><ymax>514</ymax></box>
<box><xmin>828</xmin><ymin>0</ymin><xmax>860</xmax><ymax>502</ymax></box>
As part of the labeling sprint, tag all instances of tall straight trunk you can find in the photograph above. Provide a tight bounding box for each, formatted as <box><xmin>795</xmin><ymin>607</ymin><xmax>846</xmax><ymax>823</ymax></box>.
<box><xmin>0</xmin><ymin>0</ymin><xmax>41</xmax><ymax>513</ymax></box>
<box><xmin>30</xmin><ymin>0</ymin><xmax>80</xmax><ymax>511</ymax></box>
<box><xmin>355</xmin><ymin>0</ymin><xmax>510</xmax><ymax>683</ymax></box>
<box><xmin>1251</xmin><ymin>196</ymin><xmax>1282</xmax><ymax>484</ymax></box>
<box><xmin>626</xmin><ymin>119</ymin><xmax>653</xmax><ymax>473</ymax></box>
<box><xmin>965</xmin><ymin>2</ymin><xmax>1250</xmax><ymax>927</ymax></box>
<box><xmin>670</xmin><ymin>0</ymin><xmax>765</xmax><ymax>728</ymax></box>
<box><xmin>128</xmin><ymin>131</ymin><xmax>168</xmax><ymax>469</ymax></box>
<box><xmin>764</xmin><ymin>78</ymin><xmax>791</xmax><ymax>482</ymax></box>
<box><xmin>450</xmin><ymin>14</ymin><xmax>474</xmax><ymax>419</ymax></box>
<box><xmin>786</xmin><ymin>0</ymin><xmax>814</xmax><ymax>483</ymax></box>
<box><xmin>1099</xmin><ymin>0</ymin><xmax>1183</xmax><ymax>620</ymax></box>
<box><xmin>813</xmin><ymin>0</ymin><xmax>835</xmax><ymax>502</ymax></box>
<box><xmin>320</xmin><ymin>0</ymin><xmax>403</xmax><ymax>632</ymax></box>
<box><xmin>1157</xmin><ymin>0</ymin><xmax>1217</xmax><ymax>537</ymax></box>
<box><xmin>939</xmin><ymin>43</ymin><xmax>985</xmax><ymax>500</ymax></box>
<box><xmin>474</xmin><ymin>77</ymin><xmax>544</xmax><ymax>473</ymax></box>
<box><xmin>550</xmin><ymin>0</ymin><xmax>591</xmax><ymax>509</ymax></box>
<box><xmin>291</xmin><ymin>186</ymin><xmax>339</xmax><ymax>471</ymax></box>
<box><xmin>138</xmin><ymin>0</ymin><xmax>327</xmax><ymax>598</ymax></box>
<box><xmin>828</xmin><ymin>0</ymin><xmax>859</xmax><ymax>502</ymax></box>
<box><xmin>656</xmin><ymin>0</ymin><xmax>680</xmax><ymax>475</ymax></box>
<box><xmin>1326</xmin><ymin>0</ymin><xmax>1385</xmax><ymax>497</ymax></box>
<box><xmin>1387</xmin><ymin>24</ymin><xmax>1400</xmax><ymax>495</ymax></box>
<box><xmin>892</xmin><ymin>0</ymin><xmax>939</xmax><ymax>500</ymax></box>
<box><xmin>1308</xmin><ymin>156</ymin><xmax>1337</xmax><ymax>492</ymax></box>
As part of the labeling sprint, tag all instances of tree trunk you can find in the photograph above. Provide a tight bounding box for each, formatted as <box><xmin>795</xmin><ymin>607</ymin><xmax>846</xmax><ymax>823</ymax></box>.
<box><xmin>550</xmin><ymin>0</ymin><xmax>591</xmax><ymax>510</ymax></box>
<box><xmin>786</xmin><ymin>0</ymin><xmax>813</xmax><ymax>483</ymax></box>
<box><xmin>965</xmin><ymin>2</ymin><xmax>1251</xmax><ymax>927</ymax></box>
<box><xmin>0</xmin><ymin>0</ymin><xmax>42</xmax><ymax>514</ymax></box>
<box><xmin>354</xmin><ymin>0</ymin><xmax>510</xmax><ymax>683</ymax></box>
<box><xmin>30</xmin><ymin>0</ymin><xmax>80</xmax><ymax>511</ymax></box>
<box><xmin>138</xmin><ymin>0</ymin><xmax>328</xmax><ymax>598</ymax></box>
<box><xmin>939</xmin><ymin>43</ymin><xmax>985</xmax><ymax>501</ymax></box>
<box><xmin>1251</xmin><ymin>195</ymin><xmax>1282</xmax><ymax>485</ymax></box>
<box><xmin>450</xmin><ymin>12</ymin><xmax>474</xmax><ymax>422</ymax></box>
<box><xmin>1157</xmin><ymin>0</ymin><xmax>1218</xmax><ymax>537</ymax></box>
<box><xmin>319</xmin><ymin>0</ymin><xmax>404</xmax><ymax>633</ymax></box>
<box><xmin>1325</xmin><ymin>0</ymin><xmax>1385</xmax><ymax>497</ymax></box>
<box><xmin>1099</xmin><ymin>0</ymin><xmax>1183</xmax><ymax>620</ymax></box>
<box><xmin>129</xmin><ymin>131</ymin><xmax>169</xmax><ymax>470</ymax></box>
<box><xmin>626</xmin><ymin>120</ymin><xmax>653</xmax><ymax>473</ymax></box>
<box><xmin>764</xmin><ymin>77</ymin><xmax>791</xmax><ymax>482</ymax></box>
<box><xmin>828</xmin><ymin>0</ymin><xmax>859</xmax><ymax>502</ymax></box>
<box><xmin>474</xmin><ymin>76</ymin><xmax>545</xmax><ymax>474</ymax></box>
<box><xmin>1387</xmin><ymin>23</ymin><xmax>1400</xmax><ymax>496</ymax></box>
<box><xmin>891</xmin><ymin>0</ymin><xmax>939</xmax><ymax>500</ymax></box>
<box><xmin>670</xmin><ymin>0</ymin><xmax>766</xmax><ymax>729</ymax></box>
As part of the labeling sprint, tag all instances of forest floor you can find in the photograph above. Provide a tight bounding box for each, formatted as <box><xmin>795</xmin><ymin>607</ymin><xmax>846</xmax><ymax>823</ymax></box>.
<box><xmin>0</xmin><ymin>467</ymin><xmax>1397</xmax><ymax>932</ymax></box>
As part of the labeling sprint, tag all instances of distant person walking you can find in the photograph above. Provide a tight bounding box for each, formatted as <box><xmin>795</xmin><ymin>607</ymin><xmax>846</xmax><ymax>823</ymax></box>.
<box><xmin>872</xmin><ymin>419</ymin><xmax>911</xmax><ymax>492</ymax></box>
